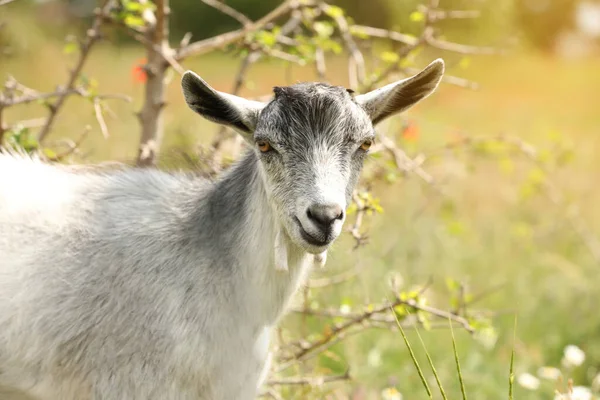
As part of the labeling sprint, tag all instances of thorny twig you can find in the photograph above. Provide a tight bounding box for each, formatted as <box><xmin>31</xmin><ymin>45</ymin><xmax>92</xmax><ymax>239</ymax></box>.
<box><xmin>201</xmin><ymin>0</ymin><xmax>252</xmax><ymax>27</ymax></box>
<box><xmin>207</xmin><ymin>9</ymin><xmax>304</xmax><ymax>171</ymax></box>
<box><xmin>136</xmin><ymin>0</ymin><xmax>169</xmax><ymax>166</ymax></box>
<box><xmin>175</xmin><ymin>0</ymin><xmax>310</xmax><ymax>61</ymax></box>
<box><xmin>348</xmin><ymin>191</ymin><xmax>369</xmax><ymax>248</ymax></box>
<box><xmin>46</xmin><ymin>125</ymin><xmax>92</xmax><ymax>161</ymax></box>
<box><xmin>279</xmin><ymin>295</ymin><xmax>474</xmax><ymax>363</ymax></box>
<box><xmin>93</xmin><ymin>98</ymin><xmax>110</xmax><ymax>139</ymax></box>
<box><xmin>321</xmin><ymin>3</ymin><xmax>365</xmax><ymax>90</ymax></box>
<box><xmin>0</xmin><ymin>76</ymin><xmax>130</xmax><ymax>148</ymax></box>
<box><xmin>267</xmin><ymin>370</ymin><xmax>350</xmax><ymax>386</ymax></box>
<box><xmin>37</xmin><ymin>0</ymin><xmax>116</xmax><ymax>142</ymax></box>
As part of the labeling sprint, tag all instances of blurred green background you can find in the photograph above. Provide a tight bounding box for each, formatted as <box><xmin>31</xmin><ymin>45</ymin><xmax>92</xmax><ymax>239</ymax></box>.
<box><xmin>1</xmin><ymin>0</ymin><xmax>600</xmax><ymax>398</ymax></box>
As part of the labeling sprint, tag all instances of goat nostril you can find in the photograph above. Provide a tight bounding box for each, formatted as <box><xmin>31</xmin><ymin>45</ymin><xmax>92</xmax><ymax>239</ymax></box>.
<box><xmin>306</xmin><ymin>204</ymin><xmax>344</xmax><ymax>228</ymax></box>
<box><xmin>306</xmin><ymin>209</ymin><xmax>313</xmax><ymax>220</ymax></box>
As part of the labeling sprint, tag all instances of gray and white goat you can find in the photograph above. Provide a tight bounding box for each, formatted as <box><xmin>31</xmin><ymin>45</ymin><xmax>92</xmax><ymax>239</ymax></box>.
<box><xmin>0</xmin><ymin>59</ymin><xmax>444</xmax><ymax>400</ymax></box>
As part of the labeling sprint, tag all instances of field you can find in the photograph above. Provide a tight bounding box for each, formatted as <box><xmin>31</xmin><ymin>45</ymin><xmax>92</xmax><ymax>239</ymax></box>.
<box><xmin>2</xmin><ymin>7</ymin><xmax>600</xmax><ymax>399</ymax></box>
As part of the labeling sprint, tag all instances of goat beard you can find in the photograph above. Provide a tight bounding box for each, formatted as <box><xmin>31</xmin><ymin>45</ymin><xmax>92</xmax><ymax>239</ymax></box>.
<box><xmin>273</xmin><ymin>228</ymin><xmax>327</xmax><ymax>272</ymax></box>
<box><xmin>274</xmin><ymin>228</ymin><xmax>289</xmax><ymax>272</ymax></box>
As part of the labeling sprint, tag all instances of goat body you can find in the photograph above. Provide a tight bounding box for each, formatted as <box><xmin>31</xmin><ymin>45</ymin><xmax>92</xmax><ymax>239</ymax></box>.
<box><xmin>0</xmin><ymin>59</ymin><xmax>444</xmax><ymax>399</ymax></box>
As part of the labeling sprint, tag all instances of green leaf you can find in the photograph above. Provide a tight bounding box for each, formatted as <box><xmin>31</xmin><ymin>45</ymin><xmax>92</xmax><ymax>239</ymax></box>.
<box><xmin>380</xmin><ymin>51</ymin><xmax>400</xmax><ymax>64</ymax></box>
<box><xmin>445</xmin><ymin>277</ymin><xmax>460</xmax><ymax>292</ymax></box>
<box><xmin>458</xmin><ymin>57</ymin><xmax>471</xmax><ymax>69</ymax></box>
<box><xmin>410</xmin><ymin>11</ymin><xmax>425</xmax><ymax>22</ymax></box>
<box><xmin>313</xmin><ymin>21</ymin><xmax>334</xmax><ymax>38</ymax></box>
<box><xmin>385</xmin><ymin>172</ymin><xmax>398</xmax><ymax>183</ymax></box>
<box><xmin>498</xmin><ymin>157</ymin><xmax>514</xmax><ymax>175</ymax></box>
<box><xmin>327</xmin><ymin>41</ymin><xmax>343</xmax><ymax>54</ymax></box>
<box><xmin>556</xmin><ymin>148</ymin><xmax>575</xmax><ymax>166</ymax></box>
<box><xmin>43</xmin><ymin>148</ymin><xmax>57</xmax><ymax>159</ymax></box>
<box><xmin>255</xmin><ymin>30</ymin><xmax>277</xmax><ymax>48</ymax></box>
<box><xmin>124</xmin><ymin>15</ymin><xmax>146</xmax><ymax>28</ymax></box>
<box><xmin>323</xmin><ymin>5</ymin><xmax>344</xmax><ymax>18</ymax></box>
<box><xmin>124</xmin><ymin>1</ymin><xmax>144</xmax><ymax>12</ymax></box>
<box><xmin>510</xmin><ymin>222</ymin><xmax>532</xmax><ymax>240</ymax></box>
<box><xmin>346</xmin><ymin>202</ymin><xmax>357</xmax><ymax>215</ymax></box>
<box><xmin>63</xmin><ymin>42</ymin><xmax>78</xmax><ymax>55</ymax></box>
<box><xmin>526</xmin><ymin>167</ymin><xmax>546</xmax><ymax>186</ymax></box>
<box><xmin>445</xmin><ymin>219</ymin><xmax>465</xmax><ymax>236</ymax></box>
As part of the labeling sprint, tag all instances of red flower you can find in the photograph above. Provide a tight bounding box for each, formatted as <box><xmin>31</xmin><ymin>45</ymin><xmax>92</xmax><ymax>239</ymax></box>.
<box><xmin>401</xmin><ymin>120</ymin><xmax>419</xmax><ymax>141</ymax></box>
<box><xmin>132</xmin><ymin>58</ymin><xmax>148</xmax><ymax>84</ymax></box>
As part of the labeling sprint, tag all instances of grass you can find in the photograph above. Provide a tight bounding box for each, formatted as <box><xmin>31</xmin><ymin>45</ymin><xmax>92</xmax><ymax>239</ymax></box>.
<box><xmin>2</xmin><ymin>7</ymin><xmax>600</xmax><ymax>399</ymax></box>
<box><xmin>391</xmin><ymin>308</ymin><xmax>433</xmax><ymax>398</ymax></box>
<box><xmin>508</xmin><ymin>316</ymin><xmax>517</xmax><ymax>400</ymax></box>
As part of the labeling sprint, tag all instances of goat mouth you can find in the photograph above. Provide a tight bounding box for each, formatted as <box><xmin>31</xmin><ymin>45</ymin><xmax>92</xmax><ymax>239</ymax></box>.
<box><xmin>294</xmin><ymin>217</ymin><xmax>331</xmax><ymax>247</ymax></box>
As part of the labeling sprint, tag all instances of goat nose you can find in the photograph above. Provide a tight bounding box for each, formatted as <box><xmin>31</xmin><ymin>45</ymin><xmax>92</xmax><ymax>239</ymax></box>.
<box><xmin>306</xmin><ymin>203</ymin><xmax>344</xmax><ymax>230</ymax></box>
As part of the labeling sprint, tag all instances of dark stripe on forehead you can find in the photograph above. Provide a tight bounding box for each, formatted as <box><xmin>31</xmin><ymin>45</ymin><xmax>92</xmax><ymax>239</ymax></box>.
<box><xmin>257</xmin><ymin>82</ymin><xmax>372</xmax><ymax>145</ymax></box>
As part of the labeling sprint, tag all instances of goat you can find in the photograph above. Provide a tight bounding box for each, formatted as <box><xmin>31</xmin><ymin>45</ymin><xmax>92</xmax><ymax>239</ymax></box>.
<box><xmin>0</xmin><ymin>59</ymin><xmax>444</xmax><ymax>399</ymax></box>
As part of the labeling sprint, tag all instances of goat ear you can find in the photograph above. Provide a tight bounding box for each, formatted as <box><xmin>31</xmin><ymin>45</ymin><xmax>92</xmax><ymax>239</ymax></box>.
<box><xmin>181</xmin><ymin>71</ymin><xmax>265</xmax><ymax>135</ymax></box>
<box><xmin>355</xmin><ymin>58</ymin><xmax>444</xmax><ymax>125</ymax></box>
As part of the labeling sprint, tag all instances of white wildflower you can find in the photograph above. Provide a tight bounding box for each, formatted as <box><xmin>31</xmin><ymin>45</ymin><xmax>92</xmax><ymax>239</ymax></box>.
<box><xmin>381</xmin><ymin>387</ymin><xmax>403</xmax><ymax>400</ymax></box>
<box><xmin>562</xmin><ymin>345</ymin><xmax>586</xmax><ymax>368</ymax></box>
<box><xmin>571</xmin><ymin>386</ymin><xmax>593</xmax><ymax>400</ymax></box>
<box><xmin>537</xmin><ymin>366</ymin><xmax>562</xmax><ymax>381</ymax></box>
<box><xmin>555</xmin><ymin>386</ymin><xmax>593</xmax><ymax>400</ymax></box>
<box><xmin>517</xmin><ymin>372</ymin><xmax>540</xmax><ymax>390</ymax></box>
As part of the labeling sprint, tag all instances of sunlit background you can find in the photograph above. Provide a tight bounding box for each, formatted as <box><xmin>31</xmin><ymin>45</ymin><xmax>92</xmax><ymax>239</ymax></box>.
<box><xmin>1</xmin><ymin>0</ymin><xmax>600</xmax><ymax>398</ymax></box>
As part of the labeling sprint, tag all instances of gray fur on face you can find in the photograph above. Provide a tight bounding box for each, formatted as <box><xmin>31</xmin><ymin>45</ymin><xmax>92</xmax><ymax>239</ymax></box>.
<box><xmin>0</xmin><ymin>59</ymin><xmax>444</xmax><ymax>400</ymax></box>
<box><xmin>253</xmin><ymin>82</ymin><xmax>374</xmax><ymax>252</ymax></box>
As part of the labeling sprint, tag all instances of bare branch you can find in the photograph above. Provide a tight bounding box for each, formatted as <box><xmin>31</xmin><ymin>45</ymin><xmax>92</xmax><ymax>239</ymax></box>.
<box><xmin>46</xmin><ymin>125</ymin><xmax>92</xmax><ymax>161</ymax></box>
<box><xmin>258</xmin><ymin>388</ymin><xmax>284</xmax><ymax>400</ymax></box>
<box><xmin>201</xmin><ymin>0</ymin><xmax>252</xmax><ymax>27</ymax></box>
<box><xmin>348</xmin><ymin>191</ymin><xmax>369</xmax><ymax>248</ymax></box>
<box><xmin>0</xmin><ymin>86</ymin><xmax>131</xmax><ymax>108</ymax></box>
<box><xmin>93</xmin><ymin>98</ymin><xmax>109</xmax><ymax>139</ymax></box>
<box><xmin>0</xmin><ymin>108</ymin><xmax>5</xmax><ymax>145</ymax></box>
<box><xmin>278</xmin><ymin>295</ymin><xmax>474</xmax><ymax>365</ymax></box>
<box><xmin>100</xmin><ymin>11</ymin><xmax>185</xmax><ymax>75</ymax></box>
<box><xmin>136</xmin><ymin>0</ymin><xmax>170</xmax><ymax>167</ymax></box>
<box><xmin>350</xmin><ymin>25</ymin><xmax>418</xmax><ymax>46</ymax></box>
<box><xmin>0</xmin><ymin>0</ymin><xmax>18</xmax><ymax>6</ymax></box>
<box><xmin>377</xmin><ymin>133</ymin><xmax>443</xmax><ymax>190</ymax></box>
<box><xmin>315</xmin><ymin>47</ymin><xmax>327</xmax><ymax>80</ymax></box>
<box><xmin>424</xmin><ymin>29</ymin><xmax>503</xmax><ymax>55</ymax></box>
<box><xmin>416</xmin><ymin>5</ymin><xmax>481</xmax><ymax>20</ymax></box>
<box><xmin>321</xmin><ymin>3</ymin><xmax>365</xmax><ymax>90</ymax></box>
<box><xmin>266</xmin><ymin>371</ymin><xmax>350</xmax><ymax>386</ymax></box>
<box><xmin>207</xmin><ymin>8</ymin><xmax>303</xmax><ymax>171</ymax></box>
<box><xmin>176</xmin><ymin>0</ymin><xmax>308</xmax><ymax>60</ymax></box>
<box><xmin>37</xmin><ymin>0</ymin><xmax>115</xmax><ymax>142</ymax></box>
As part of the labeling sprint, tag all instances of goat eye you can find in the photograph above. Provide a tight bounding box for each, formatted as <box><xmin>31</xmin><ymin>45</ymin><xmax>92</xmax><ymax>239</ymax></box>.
<box><xmin>360</xmin><ymin>139</ymin><xmax>373</xmax><ymax>151</ymax></box>
<box><xmin>257</xmin><ymin>140</ymin><xmax>271</xmax><ymax>153</ymax></box>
